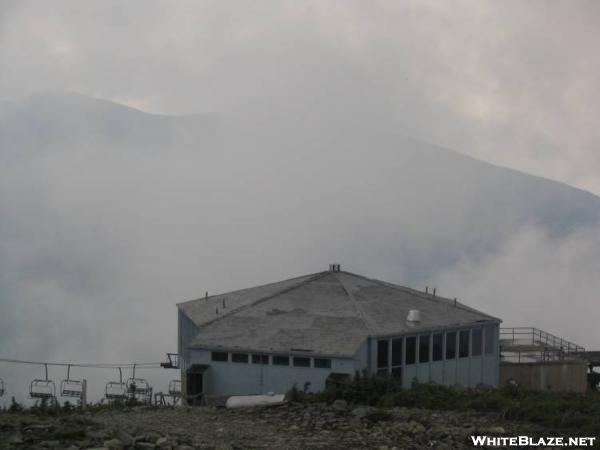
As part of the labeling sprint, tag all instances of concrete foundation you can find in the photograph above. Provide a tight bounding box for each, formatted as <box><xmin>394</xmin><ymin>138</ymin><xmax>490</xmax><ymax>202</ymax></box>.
<box><xmin>500</xmin><ymin>361</ymin><xmax>587</xmax><ymax>393</ymax></box>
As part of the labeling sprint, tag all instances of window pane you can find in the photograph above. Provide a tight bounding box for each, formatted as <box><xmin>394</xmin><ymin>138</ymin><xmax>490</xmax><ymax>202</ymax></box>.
<box><xmin>432</xmin><ymin>333</ymin><xmax>443</xmax><ymax>361</ymax></box>
<box><xmin>485</xmin><ymin>325</ymin><xmax>495</xmax><ymax>355</ymax></box>
<box><xmin>252</xmin><ymin>354</ymin><xmax>269</xmax><ymax>364</ymax></box>
<box><xmin>314</xmin><ymin>358</ymin><xmax>332</xmax><ymax>369</ymax></box>
<box><xmin>391</xmin><ymin>367</ymin><xmax>402</xmax><ymax>385</ymax></box>
<box><xmin>293</xmin><ymin>357</ymin><xmax>310</xmax><ymax>367</ymax></box>
<box><xmin>211</xmin><ymin>351</ymin><xmax>228</xmax><ymax>362</ymax></box>
<box><xmin>446</xmin><ymin>331</ymin><xmax>456</xmax><ymax>359</ymax></box>
<box><xmin>472</xmin><ymin>329</ymin><xmax>482</xmax><ymax>356</ymax></box>
<box><xmin>391</xmin><ymin>337</ymin><xmax>403</xmax><ymax>366</ymax></box>
<box><xmin>459</xmin><ymin>330</ymin><xmax>469</xmax><ymax>358</ymax></box>
<box><xmin>418</xmin><ymin>335</ymin><xmax>430</xmax><ymax>363</ymax></box>
<box><xmin>273</xmin><ymin>356</ymin><xmax>289</xmax><ymax>366</ymax></box>
<box><xmin>405</xmin><ymin>336</ymin><xmax>416</xmax><ymax>365</ymax></box>
<box><xmin>377</xmin><ymin>340</ymin><xmax>389</xmax><ymax>368</ymax></box>
<box><xmin>231</xmin><ymin>353</ymin><xmax>249</xmax><ymax>363</ymax></box>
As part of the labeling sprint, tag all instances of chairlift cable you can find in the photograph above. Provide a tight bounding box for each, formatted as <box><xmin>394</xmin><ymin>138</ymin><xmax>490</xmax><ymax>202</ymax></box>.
<box><xmin>0</xmin><ymin>357</ymin><xmax>162</xmax><ymax>369</ymax></box>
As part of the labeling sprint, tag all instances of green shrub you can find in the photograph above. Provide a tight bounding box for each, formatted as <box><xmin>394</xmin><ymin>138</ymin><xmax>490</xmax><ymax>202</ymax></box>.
<box><xmin>298</xmin><ymin>373</ymin><xmax>600</xmax><ymax>432</ymax></box>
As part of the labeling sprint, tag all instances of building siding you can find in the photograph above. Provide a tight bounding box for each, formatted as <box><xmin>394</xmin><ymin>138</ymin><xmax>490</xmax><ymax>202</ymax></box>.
<box><xmin>187</xmin><ymin>348</ymin><xmax>356</xmax><ymax>396</ymax></box>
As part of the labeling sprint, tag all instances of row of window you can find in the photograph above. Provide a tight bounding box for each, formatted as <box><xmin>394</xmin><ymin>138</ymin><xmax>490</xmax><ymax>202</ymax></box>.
<box><xmin>211</xmin><ymin>351</ymin><xmax>332</xmax><ymax>369</ymax></box>
<box><xmin>377</xmin><ymin>326</ymin><xmax>496</xmax><ymax>369</ymax></box>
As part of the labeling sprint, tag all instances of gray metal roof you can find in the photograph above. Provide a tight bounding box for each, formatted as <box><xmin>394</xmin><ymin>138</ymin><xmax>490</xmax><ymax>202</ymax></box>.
<box><xmin>178</xmin><ymin>270</ymin><xmax>500</xmax><ymax>357</ymax></box>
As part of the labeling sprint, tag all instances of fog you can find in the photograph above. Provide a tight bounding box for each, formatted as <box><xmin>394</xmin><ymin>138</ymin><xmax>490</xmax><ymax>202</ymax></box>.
<box><xmin>1</xmin><ymin>1</ymin><xmax>600</xmax><ymax>404</ymax></box>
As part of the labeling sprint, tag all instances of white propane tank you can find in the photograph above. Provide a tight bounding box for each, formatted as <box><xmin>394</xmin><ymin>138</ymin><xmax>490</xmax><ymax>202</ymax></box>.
<box><xmin>407</xmin><ymin>309</ymin><xmax>421</xmax><ymax>322</ymax></box>
<box><xmin>225</xmin><ymin>392</ymin><xmax>286</xmax><ymax>408</ymax></box>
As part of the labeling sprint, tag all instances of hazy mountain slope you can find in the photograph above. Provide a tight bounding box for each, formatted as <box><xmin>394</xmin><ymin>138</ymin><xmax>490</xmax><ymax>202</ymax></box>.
<box><xmin>0</xmin><ymin>92</ymin><xmax>218</xmax><ymax>155</ymax></box>
<box><xmin>2</xmin><ymin>93</ymin><xmax>599</xmax><ymax>283</ymax></box>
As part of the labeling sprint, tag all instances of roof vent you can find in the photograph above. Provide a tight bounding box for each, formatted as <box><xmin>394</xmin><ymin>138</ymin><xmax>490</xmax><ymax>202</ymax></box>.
<box><xmin>407</xmin><ymin>309</ymin><xmax>421</xmax><ymax>322</ymax></box>
<box><xmin>329</xmin><ymin>264</ymin><xmax>341</xmax><ymax>272</ymax></box>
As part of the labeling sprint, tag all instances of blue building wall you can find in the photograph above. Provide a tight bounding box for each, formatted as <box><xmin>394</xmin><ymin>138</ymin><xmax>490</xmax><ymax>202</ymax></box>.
<box><xmin>187</xmin><ymin>349</ymin><xmax>357</xmax><ymax>396</ymax></box>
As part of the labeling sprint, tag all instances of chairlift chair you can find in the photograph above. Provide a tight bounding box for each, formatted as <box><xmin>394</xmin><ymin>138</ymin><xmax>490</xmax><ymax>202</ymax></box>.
<box><xmin>127</xmin><ymin>364</ymin><xmax>152</xmax><ymax>402</ymax></box>
<box><xmin>30</xmin><ymin>364</ymin><xmax>56</xmax><ymax>400</ymax></box>
<box><xmin>168</xmin><ymin>379</ymin><xmax>181</xmax><ymax>397</ymax></box>
<box><xmin>0</xmin><ymin>378</ymin><xmax>5</xmax><ymax>397</ymax></box>
<box><xmin>60</xmin><ymin>365</ymin><xmax>83</xmax><ymax>398</ymax></box>
<box><xmin>105</xmin><ymin>367</ymin><xmax>128</xmax><ymax>401</ymax></box>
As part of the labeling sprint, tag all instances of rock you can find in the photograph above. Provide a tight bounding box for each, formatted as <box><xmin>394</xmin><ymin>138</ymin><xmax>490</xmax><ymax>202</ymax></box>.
<box><xmin>156</xmin><ymin>436</ymin><xmax>172</xmax><ymax>448</ymax></box>
<box><xmin>484</xmin><ymin>426</ymin><xmax>505</xmax><ymax>434</ymax></box>
<box><xmin>351</xmin><ymin>407</ymin><xmax>375</xmax><ymax>419</ymax></box>
<box><xmin>6</xmin><ymin>433</ymin><xmax>24</xmax><ymax>444</ymax></box>
<box><xmin>104</xmin><ymin>438</ymin><xmax>124</xmax><ymax>449</ymax></box>
<box><xmin>88</xmin><ymin>429</ymin><xmax>110</xmax><ymax>440</ymax></box>
<box><xmin>408</xmin><ymin>421</ymin><xmax>426</xmax><ymax>434</ymax></box>
<box><xmin>332</xmin><ymin>399</ymin><xmax>348</xmax><ymax>411</ymax></box>
<box><xmin>115</xmin><ymin>429</ymin><xmax>135</xmax><ymax>446</ymax></box>
<box><xmin>136</xmin><ymin>443</ymin><xmax>156</xmax><ymax>449</ymax></box>
<box><xmin>146</xmin><ymin>431</ymin><xmax>162</xmax><ymax>442</ymax></box>
<box><xmin>39</xmin><ymin>441</ymin><xmax>61</xmax><ymax>448</ymax></box>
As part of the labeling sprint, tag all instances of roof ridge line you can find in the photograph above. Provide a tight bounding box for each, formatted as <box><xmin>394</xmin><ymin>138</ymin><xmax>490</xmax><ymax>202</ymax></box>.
<box><xmin>341</xmin><ymin>271</ymin><xmax>500</xmax><ymax>321</ymax></box>
<box><xmin>177</xmin><ymin>271</ymin><xmax>324</xmax><ymax>306</ymax></box>
<box><xmin>334</xmin><ymin>272</ymin><xmax>377</xmax><ymax>335</ymax></box>
<box><xmin>196</xmin><ymin>271</ymin><xmax>331</xmax><ymax>328</ymax></box>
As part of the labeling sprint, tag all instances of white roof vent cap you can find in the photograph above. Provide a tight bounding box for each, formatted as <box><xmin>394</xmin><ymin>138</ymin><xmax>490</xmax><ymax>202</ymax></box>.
<box><xmin>407</xmin><ymin>309</ymin><xmax>421</xmax><ymax>322</ymax></box>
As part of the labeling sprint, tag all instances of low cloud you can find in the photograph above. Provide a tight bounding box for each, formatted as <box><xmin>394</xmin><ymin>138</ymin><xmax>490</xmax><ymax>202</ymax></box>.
<box><xmin>429</xmin><ymin>224</ymin><xmax>600</xmax><ymax>348</ymax></box>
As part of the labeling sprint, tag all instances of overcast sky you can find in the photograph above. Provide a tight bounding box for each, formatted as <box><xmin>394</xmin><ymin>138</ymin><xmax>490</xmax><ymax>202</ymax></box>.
<box><xmin>2</xmin><ymin>0</ymin><xmax>600</xmax><ymax>194</ymax></box>
<box><xmin>1</xmin><ymin>1</ymin><xmax>600</xmax><ymax>403</ymax></box>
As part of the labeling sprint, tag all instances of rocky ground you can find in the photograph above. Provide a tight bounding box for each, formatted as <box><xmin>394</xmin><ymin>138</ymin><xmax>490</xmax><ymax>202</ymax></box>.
<box><xmin>0</xmin><ymin>401</ymin><xmax>550</xmax><ymax>449</ymax></box>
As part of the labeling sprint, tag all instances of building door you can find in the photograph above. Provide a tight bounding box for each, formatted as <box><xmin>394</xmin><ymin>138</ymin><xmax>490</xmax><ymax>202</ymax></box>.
<box><xmin>186</xmin><ymin>364</ymin><xmax>208</xmax><ymax>406</ymax></box>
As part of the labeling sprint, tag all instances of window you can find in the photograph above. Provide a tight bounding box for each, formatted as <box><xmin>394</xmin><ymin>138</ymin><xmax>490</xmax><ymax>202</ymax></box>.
<box><xmin>485</xmin><ymin>325</ymin><xmax>495</xmax><ymax>355</ymax></box>
<box><xmin>314</xmin><ymin>358</ymin><xmax>332</xmax><ymax>369</ymax></box>
<box><xmin>377</xmin><ymin>339</ymin><xmax>389</xmax><ymax>368</ymax></box>
<box><xmin>293</xmin><ymin>357</ymin><xmax>310</xmax><ymax>367</ymax></box>
<box><xmin>418</xmin><ymin>335</ymin><xmax>430</xmax><ymax>363</ymax></box>
<box><xmin>405</xmin><ymin>336</ymin><xmax>416</xmax><ymax>365</ymax></box>
<box><xmin>472</xmin><ymin>328</ymin><xmax>482</xmax><ymax>356</ymax></box>
<box><xmin>432</xmin><ymin>333</ymin><xmax>443</xmax><ymax>361</ymax></box>
<box><xmin>459</xmin><ymin>330</ymin><xmax>469</xmax><ymax>358</ymax></box>
<box><xmin>252</xmin><ymin>354</ymin><xmax>269</xmax><ymax>364</ymax></box>
<box><xmin>391</xmin><ymin>337</ymin><xmax>403</xmax><ymax>366</ymax></box>
<box><xmin>273</xmin><ymin>355</ymin><xmax>290</xmax><ymax>366</ymax></box>
<box><xmin>446</xmin><ymin>331</ymin><xmax>456</xmax><ymax>359</ymax></box>
<box><xmin>211</xmin><ymin>351</ymin><xmax>228</xmax><ymax>362</ymax></box>
<box><xmin>231</xmin><ymin>353</ymin><xmax>249</xmax><ymax>363</ymax></box>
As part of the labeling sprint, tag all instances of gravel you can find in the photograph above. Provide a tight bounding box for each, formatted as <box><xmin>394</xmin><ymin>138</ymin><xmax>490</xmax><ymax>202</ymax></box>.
<box><xmin>0</xmin><ymin>402</ymin><xmax>546</xmax><ymax>449</ymax></box>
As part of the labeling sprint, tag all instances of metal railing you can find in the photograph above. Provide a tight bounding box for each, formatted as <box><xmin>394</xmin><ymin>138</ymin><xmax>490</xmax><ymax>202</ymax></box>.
<box><xmin>500</xmin><ymin>327</ymin><xmax>585</xmax><ymax>363</ymax></box>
